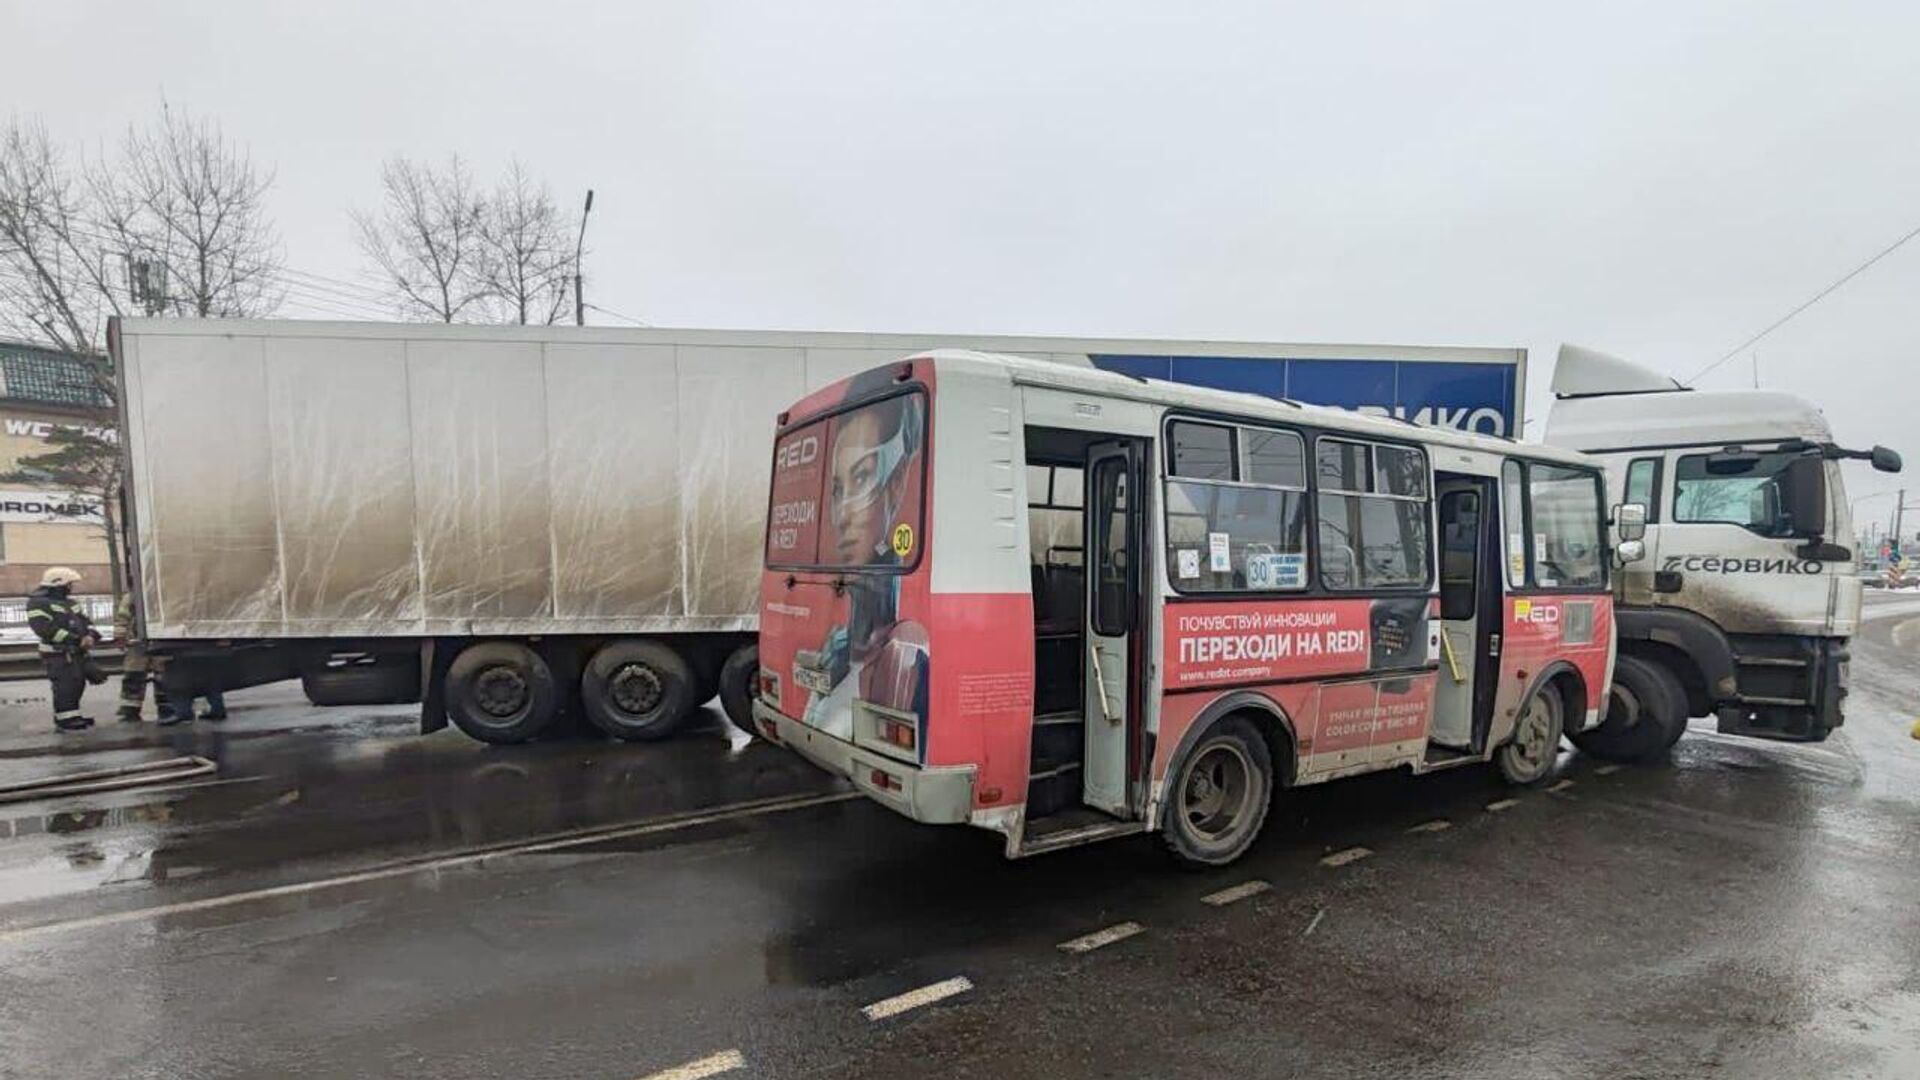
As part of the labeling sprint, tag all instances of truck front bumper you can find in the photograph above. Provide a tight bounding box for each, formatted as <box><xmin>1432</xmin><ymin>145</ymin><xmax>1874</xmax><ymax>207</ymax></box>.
<box><xmin>753</xmin><ymin>699</ymin><xmax>975</xmax><ymax>825</ymax></box>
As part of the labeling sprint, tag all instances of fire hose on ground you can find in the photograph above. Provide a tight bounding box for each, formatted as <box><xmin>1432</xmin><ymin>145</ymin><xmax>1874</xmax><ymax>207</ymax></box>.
<box><xmin>0</xmin><ymin>756</ymin><xmax>216</xmax><ymax>805</ymax></box>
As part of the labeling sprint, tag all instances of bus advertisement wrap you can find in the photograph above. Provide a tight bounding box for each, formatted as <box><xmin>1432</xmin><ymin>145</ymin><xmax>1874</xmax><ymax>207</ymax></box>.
<box><xmin>1164</xmin><ymin>597</ymin><xmax>1435</xmax><ymax>688</ymax></box>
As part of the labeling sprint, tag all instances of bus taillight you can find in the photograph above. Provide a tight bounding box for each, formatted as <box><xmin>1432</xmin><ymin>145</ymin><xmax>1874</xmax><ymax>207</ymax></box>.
<box><xmin>879</xmin><ymin>718</ymin><xmax>916</xmax><ymax>751</ymax></box>
<box><xmin>869</xmin><ymin>768</ymin><xmax>902</xmax><ymax>792</ymax></box>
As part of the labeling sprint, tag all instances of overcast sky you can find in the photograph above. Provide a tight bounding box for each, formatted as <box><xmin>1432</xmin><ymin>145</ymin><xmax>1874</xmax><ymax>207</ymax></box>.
<box><xmin>8</xmin><ymin>1</ymin><xmax>1917</xmax><ymax>514</ymax></box>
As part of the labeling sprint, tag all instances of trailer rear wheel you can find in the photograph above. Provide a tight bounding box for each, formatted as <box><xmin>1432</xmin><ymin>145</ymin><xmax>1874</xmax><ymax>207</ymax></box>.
<box><xmin>719</xmin><ymin>643</ymin><xmax>759</xmax><ymax>738</ymax></box>
<box><xmin>446</xmin><ymin>642</ymin><xmax>559</xmax><ymax>744</ymax></box>
<box><xmin>581</xmin><ymin>639</ymin><xmax>696</xmax><ymax>742</ymax></box>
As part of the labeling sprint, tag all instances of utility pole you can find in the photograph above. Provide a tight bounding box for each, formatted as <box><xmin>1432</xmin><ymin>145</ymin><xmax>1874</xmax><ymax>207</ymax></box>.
<box><xmin>1893</xmin><ymin>489</ymin><xmax>1905</xmax><ymax>554</ymax></box>
<box><xmin>574</xmin><ymin>188</ymin><xmax>594</xmax><ymax>327</ymax></box>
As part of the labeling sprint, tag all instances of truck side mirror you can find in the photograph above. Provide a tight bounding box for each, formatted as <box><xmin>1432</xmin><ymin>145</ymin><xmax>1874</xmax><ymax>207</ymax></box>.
<box><xmin>1616</xmin><ymin>538</ymin><xmax>1647</xmax><ymax>564</ymax></box>
<box><xmin>1872</xmin><ymin>445</ymin><xmax>1903</xmax><ymax>473</ymax></box>
<box><xmin>1784</xmin><ymin>456</ymin><xmax>1827</xmax><ymax>539</ymax></box>
<box><xmin>1613</xmin><ymin>502</ymin><xmax>1647</xmax><ymax>542</ymax></box>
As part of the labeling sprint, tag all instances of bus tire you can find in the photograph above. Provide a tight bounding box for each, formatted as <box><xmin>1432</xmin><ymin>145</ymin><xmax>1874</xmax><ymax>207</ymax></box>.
<box><xmin>446</xmin><ymin>642</ymin><xmax>559</xmax><ymax>745</ymax></box>
<box><xmin>581</xmin><ymin>639</ymin><xmax>696</xmax><ymax>742</ymax></box>
<box><xmin>718</xmin><ymin>643</ymin><xmax>760</xmax><ymax>739</ymax></box>
<box><xmin>1161</xmin><ymin>715</ymin><xmax>1274</xmax><ymax>868</ymax></box>
<box><xmin>1496</xmin><ymin>680</ymin><xmax>1564</xmax><ymax>786</ymax></box>
<box><xmin>1570</xmin><ymin>655</ymin><xmax>1684</xmax><ymax>762</ymax></box>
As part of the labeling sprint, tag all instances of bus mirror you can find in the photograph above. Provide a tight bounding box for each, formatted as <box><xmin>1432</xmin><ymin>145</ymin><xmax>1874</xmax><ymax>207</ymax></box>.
<box><xmin>1784</xmin><ymin>456</ymin><xmax>1827</xmax><ymax>539</ymax></box>
<box><xmin>1616</xmin><ymin>538</ymin><xmax>1646</xmax><ymax>565</ymax></box>
<box><xmin>1872</xmin><ymin>445</ymin><xmax>1903</xmax><ymax>473</ymax></box>
<box><xmin>1613</xmin><ymin>502</ymin><xmax>1647</xmax><ymax>542</ymax></box>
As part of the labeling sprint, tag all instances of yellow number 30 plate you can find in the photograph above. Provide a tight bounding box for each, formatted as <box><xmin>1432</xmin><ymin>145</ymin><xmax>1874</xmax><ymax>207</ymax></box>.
<box><xmin>891</xmin><ymin>523</ymin><xmax>914</xmax><ymax>558</ymax></box>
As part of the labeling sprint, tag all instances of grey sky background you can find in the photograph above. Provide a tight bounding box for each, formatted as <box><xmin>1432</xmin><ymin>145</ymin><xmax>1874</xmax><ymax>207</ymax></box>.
<box><xmin>8</xmin><ymin>1</ymin><xmax>1917</xmax><ymax>519</ymax></box>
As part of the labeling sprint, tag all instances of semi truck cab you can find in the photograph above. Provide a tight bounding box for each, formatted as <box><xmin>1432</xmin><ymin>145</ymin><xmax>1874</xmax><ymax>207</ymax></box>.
<box><xmin>1546</xmin><ymin>345</ymin><xmax>1900</xmax><ymax>746</ymax></box>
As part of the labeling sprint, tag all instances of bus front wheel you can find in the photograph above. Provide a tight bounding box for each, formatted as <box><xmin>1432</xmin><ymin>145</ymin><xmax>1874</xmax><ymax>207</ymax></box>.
<box><xmin>1496</xmin><ymin>681</ymin><xmax>1565</xmax><ymax>785</ymax></box>
<box><xmin>1161</xmin><ymin>716</ymin><xmax>1274</xmax><ymax>868</ymax></box>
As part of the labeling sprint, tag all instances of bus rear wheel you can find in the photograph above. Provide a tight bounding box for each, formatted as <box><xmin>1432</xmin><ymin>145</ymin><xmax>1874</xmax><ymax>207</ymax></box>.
<box><xmin>1162</xmin><ymin>716</ymin><xmax>1274</xmax><ymax>868</ymax></box>
<box><xmin>446</xmin><ymin>642</ymin><xmax>559</xmax><ymax>745</ymax></box>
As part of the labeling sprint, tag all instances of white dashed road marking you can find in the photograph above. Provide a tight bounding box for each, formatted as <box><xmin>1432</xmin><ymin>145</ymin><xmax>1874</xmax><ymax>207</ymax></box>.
<box><xmin>1486</xmin><ymin>798</ymin><xmax>1520</xmax><ymax>812</ymax></box>
<box><xmin>1303</xmin><ymin>908</ymin><xmax>1326</xmax><ymax>936</ymax></box>
<box><xmin>1320</xmin><ymin>846</ymin><xmax>1372</xmax><ymax>867</ymax></box>
<box><xmin>634</xmin><ymin>1049</ymin><xmax>745</xmax><ymax>1080</ymax></box>
<box><xmin>1548</xmin><ymin>779</ymin><xmax>1575</xmax><ymax>793</ymax></box>
<box><xmin>862</xmin><ymin>976</ymin><xmax>973</xmax><ymax>1021</ymax></box>
<box><xmin>1407</xmin><ymin>819</ymin><xmax>1451</xmax><ymax>833</ymax></box>
<box><xmin>1200</xmin><ymin>880</ymin><xmax>1272</xmax><ymax>906</ymax></box>
<box><xmin>1595</xmin><ymin>765</ymin><xmax>1622</xmax><ymax>776</ymax></box>
<box><xmin>1058</xmin><ymin>921</ymin><xmax>1145</xmax><ymax>954</ymax></box>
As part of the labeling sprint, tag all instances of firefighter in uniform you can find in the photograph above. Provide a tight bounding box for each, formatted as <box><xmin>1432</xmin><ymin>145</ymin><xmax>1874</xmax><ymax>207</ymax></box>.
<box><xmin>27</xmin><ymin>567</ymin><xmax>108</xmax><ymax>732</ymax></box>
<box><xmin>113</xmin><ymin>594</ymin><xmax>170</xmax><ymax>723</ymax></box>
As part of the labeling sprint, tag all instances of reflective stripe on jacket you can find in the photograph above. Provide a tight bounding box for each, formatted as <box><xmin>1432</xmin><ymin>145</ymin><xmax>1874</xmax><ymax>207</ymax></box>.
<box><xmin>26</xmin><ymin>585</ymin><xmax>93</xmax><ymax>655</ymax></box>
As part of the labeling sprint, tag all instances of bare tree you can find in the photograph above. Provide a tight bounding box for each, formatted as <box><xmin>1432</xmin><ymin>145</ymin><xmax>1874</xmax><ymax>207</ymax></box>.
<box><xmin>1</xmin><ymin>105</ymin><xmax>286</xmax><ymax>607</ymax></box>
<box><xmin>353</xmin><ymin>155</ymin><xmax>490</xmax><ymax>322</ymax></box>
<box><xmin>92</xmin><ymin>104</ymin><xmax>285</xmax><ymax>319</ymax></box>
<box><xmin>477</xmin><ymin>161</ymin><xmax>572</xmax><ymax>325</ymax></box>
<box><xmin>0</xmin><ymin>119</ymin><xmax>125</xmax><ymax>353</ymax></box>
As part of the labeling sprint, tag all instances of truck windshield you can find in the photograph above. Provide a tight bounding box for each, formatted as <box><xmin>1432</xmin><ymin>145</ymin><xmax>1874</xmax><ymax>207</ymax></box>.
<box><xmin>1674</xmin><ymin>451</ymin><xmax>1796</xmax><ymax>538</ymax></box>
<box><xmin>766</xmin><ymin>391</ymin><xmax>926</xmax><ymax>570</ymax></box>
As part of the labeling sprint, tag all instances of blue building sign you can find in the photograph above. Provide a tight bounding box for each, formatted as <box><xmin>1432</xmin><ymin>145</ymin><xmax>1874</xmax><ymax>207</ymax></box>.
<box><xmin>1088</xmin><ymin>354</ymin><xmax>1516</xmax><ymax>437</ymax></box>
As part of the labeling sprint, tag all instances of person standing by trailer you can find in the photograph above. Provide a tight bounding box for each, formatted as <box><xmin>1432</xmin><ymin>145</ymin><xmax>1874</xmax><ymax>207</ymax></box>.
<box><xmin>27</xmin><ymin>567</ymin><xmax>108</xmax><ymax>732</ymax></box>
<box><xmin>112</xmin><ymin>594</ymin><xmax>172</xmax><ymax>723</ymax></box>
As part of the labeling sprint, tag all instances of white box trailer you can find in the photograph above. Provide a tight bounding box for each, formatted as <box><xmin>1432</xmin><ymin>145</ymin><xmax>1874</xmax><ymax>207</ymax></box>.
<box><xmin>111</xmin><ymin>318</ymin><xmax>1523</xmax><ymax>743</ymax></box>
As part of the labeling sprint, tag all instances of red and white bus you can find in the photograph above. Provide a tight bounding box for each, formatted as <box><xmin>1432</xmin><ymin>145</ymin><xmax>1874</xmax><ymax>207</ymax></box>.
<box><xmin>753</xmin><ymin>350</ymin><xmax>1619</xmax><ymax>865</ymax></box>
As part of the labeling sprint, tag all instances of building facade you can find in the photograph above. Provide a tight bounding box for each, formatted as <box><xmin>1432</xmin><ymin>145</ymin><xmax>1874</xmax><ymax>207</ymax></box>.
<box><xmin>0</xmin><ymin>340</ymin><xmax>114</xmax><ymax>637</ymax></box>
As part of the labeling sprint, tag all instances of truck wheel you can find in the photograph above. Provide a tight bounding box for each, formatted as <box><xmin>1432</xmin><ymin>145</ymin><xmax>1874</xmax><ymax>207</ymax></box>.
<box><xmin>1570</xmin><ymin>655</ymin><xmax>1684</xmax><ymax>762</ymax></box>
<box><xmin>446</xmin><ymin>642</ymin><xmax>559</xmax><ymax>744</ymax></box>
<box><xmin>719</xmin><ymin>643</ymin><xmax>759</xmax><ymax>739</ymax></box>
<box><xmin>581</xmin><ymin>639</ymin><xmax>695</xmax><ymax>742</ymax></box>
<box><xmin>1496</xmin><ymin>681</ymin><xmax>1564</xmax><ymax>785</ymax></box>
<box><xmin>1161</xmin><ymin>715</ymin><xmax>1274</xmax><ymax>868</ymax></box>
<box><xmin>302</xmin><ymin>661</ymin><xmax>420</xmax><ymax>707</ymax></box>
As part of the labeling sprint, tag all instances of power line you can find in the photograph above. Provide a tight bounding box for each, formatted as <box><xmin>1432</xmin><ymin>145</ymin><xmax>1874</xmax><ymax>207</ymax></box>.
<box><xmin>585</xmin><ymin>302</ymin><xmax>651</xmax><ymax>327</ymax></box>
<box><xmin>1688</xmin><ymin>221</ymin><xmax>1920</xmax><ymax>385</ymax></box>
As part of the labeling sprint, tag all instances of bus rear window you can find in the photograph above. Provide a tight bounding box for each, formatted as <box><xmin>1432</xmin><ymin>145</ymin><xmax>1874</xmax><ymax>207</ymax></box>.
<box><xmin>767</xmin><ymin>420</ymin><xmax>828</xmax><ymax>564</ymax></box>
<box><xmin>766</xmin><ymin>392</ymin><xmax>927</xmax><ymax>570</ymax></box>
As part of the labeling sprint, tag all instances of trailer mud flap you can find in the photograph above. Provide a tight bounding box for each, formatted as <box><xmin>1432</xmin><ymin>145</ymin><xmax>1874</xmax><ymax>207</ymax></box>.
<box><xmin>419</xmin><ymin>639</ymin><xmax>450</xmax><ymax>734</ymax></box>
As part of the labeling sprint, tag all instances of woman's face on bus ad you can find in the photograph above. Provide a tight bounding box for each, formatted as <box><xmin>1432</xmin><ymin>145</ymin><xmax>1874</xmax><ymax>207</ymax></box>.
<box><xmin>830</xmin><ymin>408</ymin><xmax>901</xmax><ymax>564</ymax></box>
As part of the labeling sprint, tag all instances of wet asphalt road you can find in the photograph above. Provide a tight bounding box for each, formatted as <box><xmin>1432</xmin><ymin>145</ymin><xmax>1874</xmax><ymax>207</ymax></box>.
<box><xmin>1</xmin><ymin>599</ymin><xmax>1917</xmax><ymax>1079</ymax></box>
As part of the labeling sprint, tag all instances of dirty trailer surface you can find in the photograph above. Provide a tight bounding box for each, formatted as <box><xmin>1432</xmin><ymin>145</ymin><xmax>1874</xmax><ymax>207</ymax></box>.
<box><xmin>1</xmin><ymin>596</ymin><xmax>1918</xmax><ymax>1078</ymax></box>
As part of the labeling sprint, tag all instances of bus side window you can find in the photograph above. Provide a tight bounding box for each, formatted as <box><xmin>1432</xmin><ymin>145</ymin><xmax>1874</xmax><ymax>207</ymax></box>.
<box><xmin>1502</xmin><ymin>460</ymin><xmax>1528</xmax><ymax>588</ymax></box>
<box><xmin>1090</xmin><ymin>457</ymin><xmax>1131</xmax><ymax>636</ymax></box>
<box><xmin>1624</xmin><ymin>457</ymin><xmax>1662</xmax><ymax>523</ymax></box>
<box><xmin>1438</xmin><ymin>489</ymin><xmax>1481</xmax><ymax>619</ymax></box>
